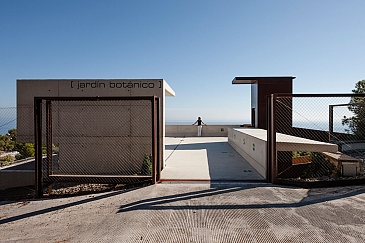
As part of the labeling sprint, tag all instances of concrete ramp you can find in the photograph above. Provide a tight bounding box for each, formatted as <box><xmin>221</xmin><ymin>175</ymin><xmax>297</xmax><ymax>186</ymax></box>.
<box><xmin>161</xmin><ymin>137</ymin><xmax>264</xmax><ymax>181</ymax></box>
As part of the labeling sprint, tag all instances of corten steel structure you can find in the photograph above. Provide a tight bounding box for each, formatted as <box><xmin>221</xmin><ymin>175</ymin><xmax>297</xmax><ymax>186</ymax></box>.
<box><xmin>232</xmin><ymin>76</ymin><xmax>295</xmax><ymax>129</ymax></box>
<box><xmin>232</xmin><ymin>77</ymin><xmax>296</xmax><ymax>180</ymax></box>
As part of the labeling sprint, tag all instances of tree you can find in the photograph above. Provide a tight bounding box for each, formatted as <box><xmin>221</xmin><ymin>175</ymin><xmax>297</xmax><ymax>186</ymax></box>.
<box><xmin>7</xmin><ymin>128</ymin><xmax>17</xmax><ymax>142</ymax></box>
<box><xmin>0</xmin><ymin>134</ymin><xmax>15</xmax><ymax>152</ymax></box>
<box><xmin>342</xmin><ymin>80</ymin><xmax>365</xmax><ymax>139</ymax></box>
<box><xmin>15</xmin><ymin>143</ymin><xmax>35</xmax><ymax>160</ymax></box>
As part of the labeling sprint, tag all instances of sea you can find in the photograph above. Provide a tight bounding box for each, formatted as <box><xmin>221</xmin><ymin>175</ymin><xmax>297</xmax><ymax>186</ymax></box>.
<box><xmin>0</xmin><ymin>119</ymin><xmax>350</xmax><ymax>135</ymax></box>
<box><xmin>0</xmin><ymin>118</ymin><xmax>16</xmax><ymax>135</ymax></box>
<box><xmin>165</xmin><ymin>121</ymin><xmax>249</xmax><ymax>125</ymax></box>
<box><xmin>167</xmin><ymin>120</ymin><xmax>350</xmax><ymax>133</ymax></box>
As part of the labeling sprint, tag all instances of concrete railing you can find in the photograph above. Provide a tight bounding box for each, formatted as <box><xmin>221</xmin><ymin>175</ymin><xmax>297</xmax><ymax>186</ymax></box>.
<box><xmin>228</xmin><ymin>127</ymin><xmax>339</xmax><ymax>180</ymax></box>
<box><xmin>0</xmin><ymin>158</ymin><xmax>36</xmax><ymax>190</ymax></box>
<box><xmin>228</xmin><ymin>127</ymin><xmax>267</xmax><ymax>178</ymax></box>
<box><xmin>165</xmin><ymin>125</ymin><xmax>241</xmax><ymax>137</ymax></box>
<box><xmin>0</xmin><ymin>170</ymin><xmax>34</xmax><ymax>190</ymax></box>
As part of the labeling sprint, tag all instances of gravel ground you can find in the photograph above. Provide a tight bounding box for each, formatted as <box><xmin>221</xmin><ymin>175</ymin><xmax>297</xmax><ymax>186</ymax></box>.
<box><xmin>0</xmin><ymin>182</ymin><xmax>151</xmax><ymax>201</ymax></box>
<box><xmin>45</xmin><ymin>183</ymin><xmax>126</xmax><ymax>198</ymax></box>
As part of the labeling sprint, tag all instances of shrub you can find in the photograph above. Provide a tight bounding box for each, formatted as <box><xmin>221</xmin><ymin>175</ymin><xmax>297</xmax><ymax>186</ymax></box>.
<box><xmin>300</xmin><ymin>152</ymin><xmax>338</xmax><ymax>179</ymax></box>
<box><xmin>0</xmin><ymin>155</ymin><xmax>15</xmax><ymax>166</ymax></box>
<box><xmin>15</xmin><ymin>143</ymin><xmax>35</xmax><ymax>160</ymax></box>
<box><xmin>141</xmin><ymin>154</ymin><xmax>152</xmax><ymax>175</ymax></box>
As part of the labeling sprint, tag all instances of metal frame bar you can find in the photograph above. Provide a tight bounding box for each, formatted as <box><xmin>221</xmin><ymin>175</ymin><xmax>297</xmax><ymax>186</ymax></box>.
<box><xmin>34</xmin><ymin>98</ymin><xmax>43</xmax><ymax>198</ymax></box>
<box><xmin>46</xmin><ymin>100</ymin><xmax>53</xmax><ymax>177</ymax></box>
<box><xmin>152</xmin><ymin>96</ymin><xmax>157</xmax><ymax>184</ymax></box>
<box><xmin>267</xmin><ymin>93</ymin><xmax>365</xmax><ymax>98</ymax></box>
<box><xmin>155</xmin><ymin>97</ymin><xmax>161</xmax><ymax>182</ymax></box>
<box><xmin>329</xmin><ymin>105</ymin><xmax>334</xmax><ymax>142</ymax></box>
<box><xmin>267</xmin><ymin>94</ymin><xmax>277</xmax><ymax>184</ymax></box>
<box><xmin>329</xmin><ymin>101</ymin><xmax>365</xmax><ymax>142</ymax></box>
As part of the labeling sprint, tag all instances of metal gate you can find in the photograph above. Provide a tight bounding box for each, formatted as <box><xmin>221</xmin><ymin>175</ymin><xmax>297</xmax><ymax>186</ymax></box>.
<box><xmin>34</xmin><ymin>96</ymin><xmax>160</xmax><ymax>197</ymax></box>
<box><xmin>267</xmin><ymin>94</ymin><xmax>365</xmax><ymax>187</ymax></box>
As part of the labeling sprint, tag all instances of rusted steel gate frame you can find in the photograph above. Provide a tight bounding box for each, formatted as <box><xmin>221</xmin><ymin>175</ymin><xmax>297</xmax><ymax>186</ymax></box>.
<box><xmin>267</xmin><ymin>93</ymin><xmax>365</xmax><ymax>184</ymax></box>
<box><xmin>34</xmin><ymin>96</ymin><xmax>161</xmax><ymax>198</ymax></box>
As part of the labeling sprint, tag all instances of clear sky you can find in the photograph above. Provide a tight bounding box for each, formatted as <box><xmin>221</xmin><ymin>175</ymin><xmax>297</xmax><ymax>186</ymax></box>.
<box><xmin>1</xmin><ymin>0</ymin><xmax>364</xmax><ymax>123</ymax></box>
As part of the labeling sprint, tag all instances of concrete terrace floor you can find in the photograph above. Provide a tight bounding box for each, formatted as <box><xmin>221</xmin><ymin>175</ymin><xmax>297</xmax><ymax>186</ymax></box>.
<box><xmin>161</xmin><ymin>137</ymin><xmax>264</xmax><ymax>181</ymax></box>
<box><xmin>1</xmin><ymin>137</ymin><xmax>365</xmax><ymax>242</ymax></box>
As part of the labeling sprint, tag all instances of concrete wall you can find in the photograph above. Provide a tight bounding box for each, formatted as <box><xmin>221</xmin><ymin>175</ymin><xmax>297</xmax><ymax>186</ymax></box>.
<box><xmin>165</xmin><ymin>125</ymin><xmax>241</xmax><ymax>137</ymax></box>
<box><xmin>51</xmin><ymin>100</ymin><xmax>153</xmax><ymax>175</ymax></box>
<box><xmin>17</xmin><ymin>79</ymin><xmax>174</xmax><ymax>140</ymax></box>
<box><xmin>17</xmin><ymin>79</ymin><xmax>175</xmax><ymax>174</ymax></box>
<box><xmin>0</xmin><ymin>170</ymin><xmax>35</xmax><ymax>190</ymax></box>
<box><xmin>228</xmin><ymin>127</ymin><xmax>267</xmax><ymax>178</ymax></box>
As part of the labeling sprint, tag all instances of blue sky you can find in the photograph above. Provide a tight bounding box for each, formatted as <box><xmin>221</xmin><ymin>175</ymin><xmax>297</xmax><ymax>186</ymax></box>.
<box><xmin>1</xmin><ymin>0</ymin><xmax>364</xmax><ymax>123</ymax></box>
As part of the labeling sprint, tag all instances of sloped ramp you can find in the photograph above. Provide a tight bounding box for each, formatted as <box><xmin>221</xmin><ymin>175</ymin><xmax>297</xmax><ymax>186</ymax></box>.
<box><xmin>161</xmin><ymin>137</ymin><xmax>264</xmax><ymax>182</ymax></box>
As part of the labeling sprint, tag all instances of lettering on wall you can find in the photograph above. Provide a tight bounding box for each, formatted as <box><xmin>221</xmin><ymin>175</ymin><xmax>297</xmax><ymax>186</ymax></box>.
<box><xmin>70</xmin><ymin>80</ymin><xmax>162</xmax><ymax>90</ymax></box>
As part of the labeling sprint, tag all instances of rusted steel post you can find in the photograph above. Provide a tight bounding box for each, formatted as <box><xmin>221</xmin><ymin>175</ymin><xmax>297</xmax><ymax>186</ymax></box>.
<box><xmin>269</xmin><ymin>94</ymin><xmax>278</xmax><ymax>184</ymax></box>
<box><xmin>46</xmin><ymin>100</ymin><xmax>53</xmax><ymax>178</ymax></box>
<box><xmin>329</xmin><ymin>105</ymin><xmax>334</xmax><ymax>142</ymax></box>
<box><xmin>155</xmin><ymin>97</ymin><xmax>161</xmax><ymax>182</ymax></box>
<box><xmin>34</xmin><ymin>98</ymin><xmax>43</xmax><ymax>198</ymax></box>
<box><xmin>152</xmin><ymin>96</ymin><xmax>157</xmax><ymax>184</ymax></box>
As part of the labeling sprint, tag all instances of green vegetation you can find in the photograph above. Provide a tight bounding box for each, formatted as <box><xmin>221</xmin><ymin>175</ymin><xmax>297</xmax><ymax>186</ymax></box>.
<box><xmin>15</xmin><ymin>143</ymin><xmax>35</xmax><ymax>160</ymax></box>
<box><xmin>0</xmin><ymin>155</ymin><xmax>15</xmax><ymax>166</ymax></box>
<box><xmin>300</xmin><ymin>152</ymin><xmax>338</xmax><ymax>179</ymax></box>
<box><xmin>0</xmin><ymin>128</ymin><xmax>16</xmax><ymax>152</ymax></box>
<box><xmin>292</xmin><ymin>151</ymin><xmax>311</xmax><ymax>157</ymax></box>
<box><xmin>342</xmin><ymin>80</ymin><xmax>365</xmax><ymax>139</ymax></box>
<box><xmin>0</xmin><ymin>134</ymin><xmax>14</xmax><ymax>152</ymax></box>
<box><xmin>0</xmin><ymin>128</ymin><xmax>35</xmax><ymax>161</ymax></box>
<box><xmin>141</xmin><ymin>154</ymin><xmax>152</xmax><ymax>175</ymax></box>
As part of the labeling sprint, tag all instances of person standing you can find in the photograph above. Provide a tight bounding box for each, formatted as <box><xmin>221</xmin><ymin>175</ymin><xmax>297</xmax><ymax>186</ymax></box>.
<box><xmin>192</xmin><ymin>117</ymin><xmax>206</xmax><ymax>137</ymax></box>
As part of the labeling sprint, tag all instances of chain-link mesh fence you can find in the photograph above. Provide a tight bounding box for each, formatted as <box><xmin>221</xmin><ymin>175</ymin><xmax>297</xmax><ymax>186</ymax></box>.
<box><xmin>33</xmin><ymin>97</ymin><xmax>158</xmax><ymax>197</ymax></box>
<box><xmin>0</xmin><ymin>107</ymin><xmax>16</xmax><ymax>136</ymax></box>
<box><xmin>0</xmin><ymin>107</ymin><xmax>18</xmax><ymax>165</ymax></box>
<box><xmin>270</xmin><ymin>95</ymin><xmax>365</xmax><ymax>184</ymax></box>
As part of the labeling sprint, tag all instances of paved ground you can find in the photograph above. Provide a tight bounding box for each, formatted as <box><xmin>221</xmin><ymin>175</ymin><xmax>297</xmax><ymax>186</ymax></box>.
<box><xmin>1</xmin><ymin>183</ymin><xmax>365</xmax><ymax>242</ymax></box>
<box><xmin>1</xmin><ymin>137</ymin><xmax>365</xmax><ymax>242</ymax></box>
<box><xmin>161</xmin><ymin>137</ymin><xmax>264</xmax><ymax>181</ymax></box>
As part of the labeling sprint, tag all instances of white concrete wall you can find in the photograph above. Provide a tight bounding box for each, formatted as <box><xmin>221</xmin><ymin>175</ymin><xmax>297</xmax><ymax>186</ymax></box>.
<box><xmin>228</xmin><ymin>127</ymin><xmax>267</xmax><ymax>178</ymax></box>
<box><xmin>165</xmin><ymin>125</ymin><xmax>241</xmax><ymax>137</ymax></box>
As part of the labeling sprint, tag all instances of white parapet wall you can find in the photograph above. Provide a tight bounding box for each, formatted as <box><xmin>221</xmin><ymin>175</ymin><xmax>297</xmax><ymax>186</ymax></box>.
<box><xmin>228</xmin><ymin>127</ymin><xmax>267</xmax><ymax>178</ymax></box>
<box><xmin>228</xmin><ymin>127</ymin><xmax>338</xmax><ymax>179</ymax></box>
<box><xmin>166</xmin><ymin>125</ymin><xmax>241</xmax><ymax>137</ymax></box>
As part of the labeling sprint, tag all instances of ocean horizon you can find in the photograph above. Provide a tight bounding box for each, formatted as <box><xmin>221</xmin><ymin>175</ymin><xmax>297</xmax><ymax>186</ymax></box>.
<box><xmin>0</xmin><ymin>119</ymin><xmax>350</xmax><ymax>135</ymax></box>
<box><xmin>166</xmin><ymin>121</ymin><xmax>249</xmax><ymax>125</ymax></box>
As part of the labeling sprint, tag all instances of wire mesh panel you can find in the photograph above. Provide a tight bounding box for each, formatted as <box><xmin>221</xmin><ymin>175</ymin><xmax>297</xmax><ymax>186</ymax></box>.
<box><xmin>0</xmin><ymin>107</ymin><xmax>16</xmax><ymax>136</ymax></box>
<box><xmin>269</xmin><ymin>95</ymin><xmax>365</xmax><ymax>185</ymax></box>
<box><xmin>35</xmin><ymin>97</ymin><xmax>158</xmax><ymax>197</ymax></box>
